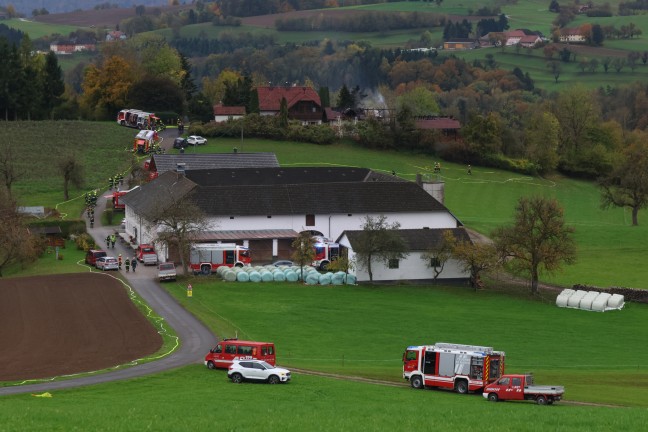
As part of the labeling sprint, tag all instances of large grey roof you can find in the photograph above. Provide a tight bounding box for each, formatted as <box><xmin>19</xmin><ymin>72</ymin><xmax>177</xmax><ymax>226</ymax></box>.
<box><xmin>339</xmin><ymin>228</ymin><xmax>471</xmax><ymax>251</ymax></box>
<box><xmin>120</xmin><ymin>171</ymin><xmax>197</xmax><ymax>217</ymax></box>
<box><xmin>150</xmin><ymin>153</ymin><xmax>279</xmax><ymax>174</ymax></box>
<box><xmin>190</xmin><ymin>181</ymin><xmax>448</xmax><ymax>216</ymax></box>
<box><xmin>184</xmin><ymin>166</ymin><xmax>406</xmax><ymax>187</ymax></box>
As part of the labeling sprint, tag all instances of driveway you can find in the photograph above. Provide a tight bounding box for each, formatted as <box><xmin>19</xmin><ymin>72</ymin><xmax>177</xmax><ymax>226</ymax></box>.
<box><xmin>0</xmin><ymin>150</ymin><xmax>216</xmax><ymax>396</ymax></box>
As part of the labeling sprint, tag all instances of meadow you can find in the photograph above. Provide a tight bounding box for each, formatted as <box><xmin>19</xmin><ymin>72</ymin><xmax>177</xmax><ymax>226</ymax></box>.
<box><xmin>1</xmin><ymin>365</ymin><xmax>646</xmax><ymax>431</ymax></box>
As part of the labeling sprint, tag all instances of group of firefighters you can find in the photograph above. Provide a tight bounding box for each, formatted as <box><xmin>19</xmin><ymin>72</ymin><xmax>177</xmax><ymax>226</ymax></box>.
<box><xmin>116</xmin><ymin>254</ymin><xmax>138</xmax><ymax>272</ymax></box>
<box><xmin>108</xmin><ymin>174</ymin><xmax>124</xmax><ymax>190</ymax></box>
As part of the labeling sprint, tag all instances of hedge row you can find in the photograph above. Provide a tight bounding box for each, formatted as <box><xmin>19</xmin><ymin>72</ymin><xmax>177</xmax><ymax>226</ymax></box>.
<box><xmin>572</xmin><ymin>284</ymin><xmax>648</xmax><ymax>304</ymax></box>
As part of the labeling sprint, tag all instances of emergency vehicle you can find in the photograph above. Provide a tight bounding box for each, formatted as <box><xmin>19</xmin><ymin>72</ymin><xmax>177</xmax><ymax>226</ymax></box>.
<box><xmin>107</xmin><ymin>187</ymin><xmax>137</xmax><ymax>211</ymax></box>
<box><xmin>117</xmin><ymin>109</ymin><xmax>159</xmax><ymax>129</ymax></box>
<box><xmin>189</xmin><ymin>243</ymin><xmax>251</xmax><ymax>275</ymax></box>
<box><xmin>313</xmin><ymin>238</ymin><xmax>339</xmax><ymax>270</ymax></box>
<box><xmin>133</xmin><ymin>129</ymin><xmax>159</xmax><ymax>153</ymax></box>
<box><xmin>403</xmin><ymin>342</ymin><xmax>505</xmax><ymax>394</ymax></box>
<box><xmin>205</xmin><ymin>339</ymin><xmax>276</xmax><ymax>369</ymax></box>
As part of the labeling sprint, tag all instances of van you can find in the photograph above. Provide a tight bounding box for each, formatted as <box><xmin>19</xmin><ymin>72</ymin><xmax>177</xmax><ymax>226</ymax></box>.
<box><xmin>204</xmin><ymin>339</ymin><xmax>276</xmax><ymax>370</ymax></box>
<box><xmin>85</xmin><ymin>249</ymin><xmax>107</xmax><ymax>266</ymax></box>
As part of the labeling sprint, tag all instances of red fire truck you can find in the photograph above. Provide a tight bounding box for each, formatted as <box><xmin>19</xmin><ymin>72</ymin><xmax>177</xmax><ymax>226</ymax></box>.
<box><xmin>133</xmin><ymin>129</ymin><xmax>159</xmax><ymax>153</ymax></box>
<box><xmin>190</xmin><ymin>243</ymin><xmax>251</xmax><ymax>275</ymax></box>
<box><xmin>204</xmin><ymin>339</ymin><xmax>276</xmax><ymax>369</ymax></box>
<box><xmin>117</xmin><ymin>109</ymin><xmax>159</xmax><ymax>129</ymax></box>
<box><xmin>403</xmin><ymin>342</ymin><xmax>505</xmax><ymax>394</ymax></box>
<box><xmin>313</xmin><ymin>239</ymin><xmax>339</xmax><ymax>270</ymax></box>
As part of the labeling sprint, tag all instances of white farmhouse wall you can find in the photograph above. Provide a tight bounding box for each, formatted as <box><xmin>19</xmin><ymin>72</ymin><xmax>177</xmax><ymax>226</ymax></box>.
<box><xmin>204</xmin><ymin>211</ymin><xmax>458</xmax><ymax>241</ymax></box>
<box><xmin>345</xmin><ymin>249</ymin><xmax>468</xmax><ymax>282</ymax></box>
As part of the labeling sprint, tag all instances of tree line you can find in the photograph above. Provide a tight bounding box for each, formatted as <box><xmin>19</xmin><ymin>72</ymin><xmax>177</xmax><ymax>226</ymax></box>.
<box><xmin>276</xmin><ymin>11</ymin><xmax>446</xmax><ymax>32</ymax></box>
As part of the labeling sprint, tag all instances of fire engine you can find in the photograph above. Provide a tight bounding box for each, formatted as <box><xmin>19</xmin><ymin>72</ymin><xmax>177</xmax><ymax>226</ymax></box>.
<box><xmin>117</xmin><ymin>109</ymin><xmax>159</xmax><ymax>129</ymax></box>
<box><xmin>313</xmin><ymin>238</ymin><xmax>339</xmax><ymax>270</ymax></box>
<box><xmin>190</xmin><ymin>243</ymin><xmax>251</xmax><ymax>275</ymax></box>
<box><xmin>403</xmin><ymin>342</ymin><xmax>505</xmax><ymax>394</ymax></box>
<box><xmin>133</xmin><ymin>129</ymin><xmax>159</xmax><ymax>154</ymax></box>
<box><xmin>106</xmin><ymin>187</ymin><xmax>136</xmax><ymax>211</ymax></box>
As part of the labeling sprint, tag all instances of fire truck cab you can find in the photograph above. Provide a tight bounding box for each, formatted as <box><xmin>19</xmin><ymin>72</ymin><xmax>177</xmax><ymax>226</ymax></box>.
<box><xmin>190</xmin><ymin>243</ymin><xmax>251</xmax><ymax>275</ymax></box>
<box><xmin>403</xmin><ymin>342</ymin><xmax>505</xmax><ymax>394</ymax></box>
<box><xmin>313</xmin><ymin>238</ymin><xmax>339</xmax><ymax>270</ymax></box>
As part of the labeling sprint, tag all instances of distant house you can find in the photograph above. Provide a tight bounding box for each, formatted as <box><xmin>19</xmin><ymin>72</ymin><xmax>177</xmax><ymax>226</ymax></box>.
<box><xmin>560</xmin><ymin>28</ymin><xmax>586</xmax><ymax>43</ymax></box>
<box><xmin>50</xmin><ymin>41</ymin><xmax>96</xmax><ymax>55</ymax></box>
<box><xmin>256</xmin><ymin>86</ymin><xmax>323</xmax><ymax>125</ymax></box>
<box><xmin>443</xmin><ymin>39</ymin><xmax>477</xmax><ymax>50</ymax></box>
<box><xmin>213</xmin><ymin>104</ymin><xmax>246</xmax><ymax>123</ymax></box>
<box><xmin>519</xmin><ymin>34</ymin><xmax>542</xmax><ymax>48</ymax></box>
<box><xmin>415</xmin><ymin>117</ymin><xmax>461</xmax><ymax>139</ymax></box>
<box><xmin>106</xmin><ymin>31</ymin><xmax>127</xmax><ymax>41</ymax></box>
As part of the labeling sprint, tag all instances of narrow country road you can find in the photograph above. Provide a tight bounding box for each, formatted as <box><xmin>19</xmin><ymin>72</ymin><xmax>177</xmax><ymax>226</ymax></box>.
<box><xmin>0</xmin><ymin>128</ymin><xmax>217</xmax><ymax>397</ymax></box>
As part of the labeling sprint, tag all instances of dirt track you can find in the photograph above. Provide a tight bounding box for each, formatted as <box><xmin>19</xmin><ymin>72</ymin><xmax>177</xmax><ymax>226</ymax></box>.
<box><xmin>0</xmin><ymin>273</ymin><xmax>162</xmax><ymax>381</ymax></box>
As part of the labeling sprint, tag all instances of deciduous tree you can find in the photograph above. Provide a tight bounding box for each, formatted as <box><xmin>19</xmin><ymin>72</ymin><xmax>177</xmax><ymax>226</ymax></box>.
<box><xmin>492</xmin><ymin>196</ymin><xmax>576</xmax><ymax>295</ymax></box>
<box><xmin>353</xmin><ymin>215</ymin><xmax>408</xmax><ymax>282</ymax></box>
<box><xmin>0</xmin><ymin>141</ymin><xmax>23</xmax><ymax>198</ymax></box>
<box><xmin>58</xmin><ymin>154</ymin><xmax>84</xmax><ymax>201</ymax></box>
<box><xmin>291</xmin><ymin>231</ymin><xmax>315</xmax><ymax>283</ymax></box>
<box><xmin>0</xmin><ymin>189</ymin><xmax>41</xmax><ymax>277</ymax></box>
<box><xmin>599</xmin><ymin>137</ymin><xmax>648</xmax><ymax>226</ymax></box>
<box><xmin>450</xmin><ymin>239</ymin><xmax>501</xmax><ymax>290</ymax></box>
<box><xmin>421</xmin><ymin>230</ymin><xmax>455</xmax><ymax>281</ymax></box>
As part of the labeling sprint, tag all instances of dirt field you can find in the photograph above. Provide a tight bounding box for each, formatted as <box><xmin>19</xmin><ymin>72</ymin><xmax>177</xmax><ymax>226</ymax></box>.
<box><xmin>0</xmin><ymin>273</ymin><xmax>162</xmax><ymax>381</ymax></box>
<box><xmin>34</xmin><ymin>4</ymin><xmax>191</xmax><ymax>28</ymax></box>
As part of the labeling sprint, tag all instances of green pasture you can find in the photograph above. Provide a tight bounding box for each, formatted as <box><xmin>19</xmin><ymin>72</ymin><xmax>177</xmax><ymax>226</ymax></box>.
<box><xmin>3</xmin><ymin>18</ymin><xmax>82</xmax><ymax>40</ymax></box>
<box><xmin>160</xmin><ymin>278</ymin><xmax>648</xmax><ymax>408</ymax></box>
<box><xmin>5</xmin><ymin>121</ymin><xmax>135</xmax><ymax>219</ymax></box>
<box><xmin>1</xmin><ymin>365</ymin><xmax>645</xmax><ymax>431</ymax></box>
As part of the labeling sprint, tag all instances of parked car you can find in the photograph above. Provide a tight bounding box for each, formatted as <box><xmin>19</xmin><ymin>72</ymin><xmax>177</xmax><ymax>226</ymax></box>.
<box><xmin>158</xmin><ymin>262</ymin><xmax>177</xmax><ymax>282</ymax></box>
<box><xmin>272</xmin><ymin>260</ymin><xmax>294</xmax><ymax>267</ymax></box>
<box><xmin>173</xmin><ymin>137</ymin><xmax>188</xmax><ymax>149</ymax></box>
<box><xmin>96</xmin><ymin>256</ymin><xmax>119</xmax><ymax>271</ymax></box>
<box><xmin>85</xmin><ymin>249</ymin><xmax>107</xmax><ymax>266</ymax></box>
<box><xmin>227</xmin><ymin>360</ymin><xmax>291</xmax><ymax>384</ymax></box>
<box><xmin>187</xmin><ymin>135</ymin><xmax>207</xmax><ymax>145</ymax></box>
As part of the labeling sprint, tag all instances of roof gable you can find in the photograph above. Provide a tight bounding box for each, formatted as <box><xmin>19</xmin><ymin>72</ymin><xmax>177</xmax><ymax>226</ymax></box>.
<box><xmin>256</xmin><ymin>86</ymin><xmax>322</xmax><ymax>111</ymax></box>
<box><xmin>339</xmin><ymin>228</ymin><xmax>471</xmax><ymax>250</ymax></box>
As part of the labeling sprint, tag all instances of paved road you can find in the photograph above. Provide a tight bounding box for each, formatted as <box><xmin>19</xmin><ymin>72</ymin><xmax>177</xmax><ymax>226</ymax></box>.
<box><xmin>0</xmin><ymin>127</ymin><xmax>216</xmax><ymax>396</ymax></box>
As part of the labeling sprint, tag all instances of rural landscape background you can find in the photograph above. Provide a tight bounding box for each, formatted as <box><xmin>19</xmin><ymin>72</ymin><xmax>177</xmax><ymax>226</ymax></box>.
<box><xmin>1</xmin><ymin>1</ymin><xmax>647</xmax><ymax>430</ymax></box>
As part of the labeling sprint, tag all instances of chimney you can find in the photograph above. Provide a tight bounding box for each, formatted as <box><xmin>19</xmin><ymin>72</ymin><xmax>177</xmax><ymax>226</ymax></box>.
<box><xmin>416</xmin><ymin>172</ymin><xmax>445</xmax><ymax>204</ymax></box>
<box><xmin>176</xmin><ymin>162</ymin><xmax>186</xmax><ymax>175</ymax></box>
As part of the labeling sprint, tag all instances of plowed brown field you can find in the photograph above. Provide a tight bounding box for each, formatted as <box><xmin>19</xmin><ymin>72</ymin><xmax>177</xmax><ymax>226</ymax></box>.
<box><xmin>0</xmin><ymin>273</ymin><xmax>162</xmax><ymax>381</ymax></box>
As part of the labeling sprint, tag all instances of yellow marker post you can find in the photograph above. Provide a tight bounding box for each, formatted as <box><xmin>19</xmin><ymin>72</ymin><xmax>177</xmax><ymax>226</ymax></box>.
<box><xmin>187</xmin><ymin>284</ymin><xmax>192</xmax><ymax>298</ymax></box>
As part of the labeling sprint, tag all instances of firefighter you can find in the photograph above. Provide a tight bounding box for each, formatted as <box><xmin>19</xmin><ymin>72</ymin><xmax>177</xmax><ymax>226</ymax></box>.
<box><xmin>131</xmin><ymin>257</ymin><xmax>137</xmax><ymax>273</ymax></box>
<box><xmin>118</xmin><ymin>254</ymin><xmax>123</xmax><ymax>270</ymax></box>
<box><xmin>125</xmin><ymin>257</ymin><xmax>130</xmax><ymax>272</ymax></box>
<box><xmin>108</xmin><ymin>177</ymin><xmax>114</xmax><ymax>190</ymax></box>
<box><xmin>110</xmin><ymin>234</ymin><xmax>116</xmax><ymax>248</ymax></box>
<box><xmin>106</xmin><ymin>235</ymin><xmax>111</xmax><ymax>247</ymax></box>
<box><xmin>89</xmin><ymin>216</ymin><xmax>94</xmax><ymax>228</ymax></box>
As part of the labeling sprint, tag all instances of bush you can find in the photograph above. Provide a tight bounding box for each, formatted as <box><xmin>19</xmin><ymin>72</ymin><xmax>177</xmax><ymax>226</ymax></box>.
<box><xmin>74</xmin><ymin>233</ymin><xmax>95</xmax><ymax>251</ymax></box>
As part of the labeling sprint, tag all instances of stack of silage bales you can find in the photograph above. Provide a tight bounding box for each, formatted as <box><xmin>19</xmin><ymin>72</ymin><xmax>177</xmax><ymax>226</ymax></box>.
<box><xmin>216</xmin><ymin>265</ymin><xmax>357</xmax><ymax>285</ymax></box>
<box><xmin>556</xmin><ymin>288</ymin><xmax>624</xmax><ymax>311</ymax></box>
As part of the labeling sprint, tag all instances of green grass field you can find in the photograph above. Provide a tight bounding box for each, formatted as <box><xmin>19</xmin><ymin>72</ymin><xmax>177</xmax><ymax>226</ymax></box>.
<box><xmin>1</xmin><ymin>365</ymin><xmax>646</xmax><ymax>431</ymax></box>
<box><xmin>3</xmin><ymin>18</ymin><xmax>82</xmax><ymax>40</ymax></box>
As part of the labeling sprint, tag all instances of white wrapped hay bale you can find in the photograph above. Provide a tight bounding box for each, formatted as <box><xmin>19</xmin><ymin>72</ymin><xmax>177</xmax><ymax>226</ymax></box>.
<box><xmin>567</xmin><ymin>290</ymin><xmax>587</xmax><ymax>308</ymax></box>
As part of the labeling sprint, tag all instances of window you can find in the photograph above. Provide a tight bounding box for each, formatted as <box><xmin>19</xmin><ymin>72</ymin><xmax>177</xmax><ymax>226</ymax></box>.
<box><xmin>430</xmin><ymin>257</ymin><xmax>441</xmax><ymax>268</ymax></box>
<box><xmin>512</xmin><ymin>377</ymin><xmax>522</xmax><ymax>386</ymax></box>
<box><xmin>305</xmin><ymin>214</ymin><xmax>315</xmax><ymax>226</ymax></box>
<box><xmin>498</xmin><ymin>377</ymin><xmax>510</xmax><ymax>386</ymax></box>
<box><xmin>267</xmin><ymin>345</ymin><xmax>274</xmax><ymax>355</ymax></box>
<box><xmin>405</xmin><ymin>351</ymin><xmax>417</xmax><ymax>361</ymax></box>
<box><xmin>388</xmin><ymin>259</ymin><xmax>399</xmax><ymax>269</ymax></box>
<box><xmin>213</xmin><ymin>344</ymin><xmax>222</xmax><ymax>353</ymax></box>
<box><xmin>267</xmin><ymin>215</ymin><xmax>272</xmax><ymax>218</ymax></box>
<box><xmin>261</xmin><ymin>347</ymin><xmax>267</xmax><ymax>356</ymax></box>
<box><xmin>238</xmin><ymin>345</ymin><xmax>253</xmax><ymax>355</ymax></box>
<box><xmin>225</xmin><ymin>345</ymin><xmax>237</xmax><ymax>354</ymax></box>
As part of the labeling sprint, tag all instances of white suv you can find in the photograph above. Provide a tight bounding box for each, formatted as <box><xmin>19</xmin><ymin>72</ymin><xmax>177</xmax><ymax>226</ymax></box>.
<box><xmin>227</xmin><ymin>360</ymin><xmax>291</xmax><ymax>384</ymax></box>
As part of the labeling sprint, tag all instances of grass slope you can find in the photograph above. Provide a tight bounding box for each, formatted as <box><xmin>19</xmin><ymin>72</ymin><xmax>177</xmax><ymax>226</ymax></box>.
<box><xmin>1</xmin><ymin>365</ymin><xmax>646</xmax><ymax>431</ymax></box>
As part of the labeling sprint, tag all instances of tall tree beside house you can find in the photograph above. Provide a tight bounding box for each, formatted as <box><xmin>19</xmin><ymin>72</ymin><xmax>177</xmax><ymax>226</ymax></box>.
<box><xmin>0</xmin><ymin>188</ymin><xmax>42</xmax><ymax>277</ymax></box>
<box><xmin>421</xmin><ymin>230</ymin><xmax>456</xmax><ymax>282</ymax></box>
<box><xmin>450</xmin><ymin>239</ymin><xmax>501</xmax><ymax>290</ymax></box>
<box><xmin>148</xmin><ymin>189</ymin><xmax>208</xmax><ymax>277</ymax></box>
<box><xmin>336</xmin><ymin>84</ymin><xmax>355</xmax><ymax>110</ymax></box>
<box><xmin>0</xmin><ymin>141</ymin><xmax>24</xmax><ymax>199</ymax></box>
<box><xmin>178</xmin><ymin>52</ymin><xmax>197</xmax><ymax>101</ymax></box>
<box><xmin>58</xmin><ymin>154</ymin><xmax>84</xmax><ymax>201</ymax></box>
<box><xmin>318</xmin><ymin>86</ymin><xmax>330</xmax><ymax>108</ymax></box>
<box><xmin>599</xmin><ymin>137</ymin><xmax>648</xmax><ymax>226</ymax></box>
<box><xmin>279</xmin><ymin>97</ymin><xmax>289</xmax><ymax>128</ymax></box>
<box><xmin>492</xmin><ymin>196</ymin><xmax>576</xmax><ymax>295</ymax></box>
<box><xmin>353</xmin><ymin>215</ymin><xmax>408</xmax><ymax>282</ymax></box>
<box><xmin>291</xmin><ymin>232</ymin><xmax>315</xmax><ymax>283</ymax></box>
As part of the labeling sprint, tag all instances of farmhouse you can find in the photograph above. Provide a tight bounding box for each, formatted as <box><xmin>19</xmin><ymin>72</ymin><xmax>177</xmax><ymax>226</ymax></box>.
<box><xmin>337</xmin><ymin>228</ymin><xmax>471</xmax><ymax>283</ymax></box>
<box><xmin>50</xmin><ymin>40</ymin><xmax>96</xmax><ymax>55</ymax></box>
<box><xmin>120</xmin><ymin>166</ymin><xmax>469</xmax><ymax>281</ymax></box>
<box><xmin>213</xmin><ymin>104</ymin><xmax>246</xmax><ymax>122</ymax></box>
<box><xmin>256</xmin><ymin>86</ymin><xmax>323</xmax><ymax>124</ymax></box>
<box><xmin>559</xmin><ymin>28</ymin><xmax>586</xmax><ymax>43</ymax></box>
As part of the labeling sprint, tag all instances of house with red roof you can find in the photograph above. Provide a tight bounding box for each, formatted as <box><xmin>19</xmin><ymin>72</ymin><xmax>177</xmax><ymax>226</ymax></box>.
<box><xmin>256</xmin><ymin>86</ymin><xmax>323</xmax><ymax>125</ymax></box>
<box><xmin>560</xmin><ymin>28</ymin><xmax>586</xmax><ymax>43</ymax></box>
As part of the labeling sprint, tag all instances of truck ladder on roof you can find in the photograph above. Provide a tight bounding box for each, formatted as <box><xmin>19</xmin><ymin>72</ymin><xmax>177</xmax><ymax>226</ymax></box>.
<box><xmin>434</xmin><ymin>342</ymin><xmax>494</xmax><ymax>354</ymax></box>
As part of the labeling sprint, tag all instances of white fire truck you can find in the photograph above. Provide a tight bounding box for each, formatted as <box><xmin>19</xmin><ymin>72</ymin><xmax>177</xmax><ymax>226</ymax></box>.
<box><xmin>403</xmin><ymin>342</ymin><xmax>505</xmax><ymax>394</ymax></box>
